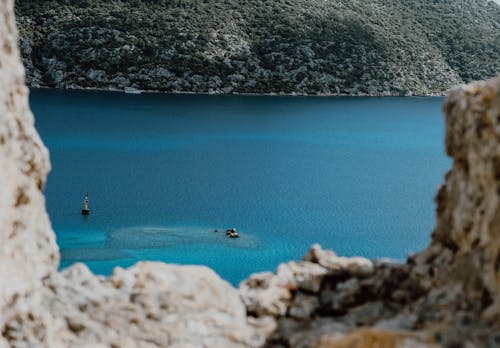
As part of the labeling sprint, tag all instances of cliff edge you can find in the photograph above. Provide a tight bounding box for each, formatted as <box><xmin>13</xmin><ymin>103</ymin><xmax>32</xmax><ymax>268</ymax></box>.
<box><xmin>2</xmin><ymin>0</ymin><xmax>500</xmax><ymax>347</ymax></box>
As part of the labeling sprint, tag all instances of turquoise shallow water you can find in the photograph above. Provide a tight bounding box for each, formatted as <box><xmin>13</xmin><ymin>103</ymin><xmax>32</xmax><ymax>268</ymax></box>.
<box><xmin>31</xmin><ymin>89</ymin><xmax>450</xmax><ymax>286</ymax></box>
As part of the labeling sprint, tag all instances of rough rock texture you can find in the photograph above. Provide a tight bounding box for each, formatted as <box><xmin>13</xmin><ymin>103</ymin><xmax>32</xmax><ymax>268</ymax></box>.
<box><xmin>0</xmin><ymin>0</ymin><xmax>58</xmax><ymax>291</ymax></box>
<box><xmin>240</xmin><ymin>245</ymin><xmax>432</xmax><ymax>348</ymax></box>
<box><xmin>39</xmin><ymin>263</ymin><xmax>260</xmax><ymax>348</ymax></box>
<box><xmin>431</xmin><ymin>76</ymin><xmax>500</xmax><ymax>317</ymax></box>
<box><xmin>2</xmin><ymin>0</ymin><xmax>500</xmax><ymax>347</ymax></box>
<box><xmin>0</xmin><ymin>0</ymin><xmax>58</xmax><ymax>344</ymax></box>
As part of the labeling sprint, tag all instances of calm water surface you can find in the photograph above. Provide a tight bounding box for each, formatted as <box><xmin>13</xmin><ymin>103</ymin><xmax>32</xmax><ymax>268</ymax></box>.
<box><xmin>31</xmin><ymin>89</ymin><xmax>450</xmax><ymax>285</ymax></box>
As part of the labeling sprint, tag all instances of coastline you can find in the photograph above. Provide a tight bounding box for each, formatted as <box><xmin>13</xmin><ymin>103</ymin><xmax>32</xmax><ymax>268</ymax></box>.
<box><xmin>28</xmin><ymin>84</ymin><xmax>448</xmax><ymax>98</ymax></box>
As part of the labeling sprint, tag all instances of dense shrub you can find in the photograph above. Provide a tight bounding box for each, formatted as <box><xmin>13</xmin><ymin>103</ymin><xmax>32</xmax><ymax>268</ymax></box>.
<box><xmin>14</xmin><ymin>0</ymin><xmax>500</xmax><ymax>95</ymax></box>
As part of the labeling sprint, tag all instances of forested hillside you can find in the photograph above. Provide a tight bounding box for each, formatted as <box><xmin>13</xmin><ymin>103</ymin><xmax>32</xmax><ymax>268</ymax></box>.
<box><xmin>15</xmin><ymin>0</ymin><xmax>500</xmax><ymax>95</ymax></box>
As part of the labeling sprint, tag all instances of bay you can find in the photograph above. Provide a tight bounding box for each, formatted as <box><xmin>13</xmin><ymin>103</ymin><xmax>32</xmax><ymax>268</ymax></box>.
<box><xmin>30</xmin><ymin>89</ymin><xmax>450</xmax><ymax>286</ymax></box>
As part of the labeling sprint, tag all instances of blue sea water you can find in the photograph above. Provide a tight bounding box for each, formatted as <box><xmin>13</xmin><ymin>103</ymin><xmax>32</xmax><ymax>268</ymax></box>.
<box><xmin>30</xmin><ymin>89</ymin><xmax>450</xmax><ymax>286</ymax></box>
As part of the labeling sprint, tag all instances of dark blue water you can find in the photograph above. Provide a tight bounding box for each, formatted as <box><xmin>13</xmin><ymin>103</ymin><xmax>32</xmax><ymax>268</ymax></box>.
<box><xmin>30</xmin><ymin>89</ymin><xmax>450</xmax><ymax>286</ymax></box>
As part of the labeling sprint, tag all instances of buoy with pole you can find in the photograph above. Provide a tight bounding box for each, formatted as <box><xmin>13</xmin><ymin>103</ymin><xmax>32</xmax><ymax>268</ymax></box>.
<box><xmin>81</xmin><ymin>193</ymin><xmax>90</xmax><ymax>215</ymax></box>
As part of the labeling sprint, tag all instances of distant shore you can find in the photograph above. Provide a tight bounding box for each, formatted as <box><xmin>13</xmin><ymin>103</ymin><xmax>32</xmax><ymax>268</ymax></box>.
<box><xmin>28</xmin><ymin>85</ymin><xmax>448</xmax><ymax>98</ymax></box>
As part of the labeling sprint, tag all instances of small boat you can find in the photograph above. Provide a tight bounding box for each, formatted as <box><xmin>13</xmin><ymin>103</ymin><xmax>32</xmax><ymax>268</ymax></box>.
<box><xmin>226</xmin><ymin>228</ymin><xmax>239</xmax><ymax>238</ymax></box>
<box><xmin>124</xmin><ymin>87</ymin><xmax>143</xmax><ymax>94</ymax></box>
<box><xmin>81</xmin><ymin>194</ymin><xmax>90</xmax><ymax>215</ymax></box>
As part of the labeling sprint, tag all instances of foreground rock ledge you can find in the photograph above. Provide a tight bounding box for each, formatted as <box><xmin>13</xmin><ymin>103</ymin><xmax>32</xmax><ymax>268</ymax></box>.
<box><xmin>241</xmin><ymin>76</ymin><xmax>500</xmax><ymax>348</ymax></box>
<box><xmin>2</xmin><ymin>0</ymin><xmax>500</xmax><ymax>346</ymax></box>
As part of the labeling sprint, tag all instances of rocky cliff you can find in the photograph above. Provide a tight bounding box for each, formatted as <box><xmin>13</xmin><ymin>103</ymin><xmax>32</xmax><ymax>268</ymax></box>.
<box><xmin>14</xmin><ymin>0</ymin><xmax>500</xmax><ymax>96</ymax></box>
<box><xmin>0</xmin><ymin>1</ymin><xmax>59</xmax><ymax>345</ymax></box>
<box><xmin>2</xmin><ymin>0</ymin><xmax>500</xmax><ymax>347</ymax></box>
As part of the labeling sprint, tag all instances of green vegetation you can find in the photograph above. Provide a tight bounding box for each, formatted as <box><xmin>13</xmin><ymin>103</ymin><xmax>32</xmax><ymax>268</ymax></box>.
<box><xmin>15</xmin><ymin>0</ymin><xmax>500</xmax><ymax>95</ymax></box>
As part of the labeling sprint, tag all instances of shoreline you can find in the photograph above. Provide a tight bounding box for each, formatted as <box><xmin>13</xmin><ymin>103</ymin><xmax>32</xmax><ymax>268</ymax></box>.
<box><xmin>28</xmin><ymin>84</ymin><xmax>448</xmax><ymax>98</ymax></box>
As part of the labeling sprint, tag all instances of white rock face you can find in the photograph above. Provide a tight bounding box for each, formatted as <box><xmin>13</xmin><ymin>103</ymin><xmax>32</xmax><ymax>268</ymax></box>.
<box><xmin>42</xmin><ymin>263</ymin><xmax>259</xmax><ymax>348</ymax></box>
<box><xmin>303</xmin><ymin>243</ymin><xmax>374</xmax><ymax>277</ymax></box>
<box><xmin>0</xmin><ymin>0</ymin><xmax>58</xmax><ymax>340</ymax></box>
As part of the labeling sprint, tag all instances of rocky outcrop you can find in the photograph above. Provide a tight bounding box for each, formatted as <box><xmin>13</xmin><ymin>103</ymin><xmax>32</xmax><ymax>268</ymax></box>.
<box><xmin>430</xmin><ymin>77</ymin><xmax>500</xmax><ymax>318</ymax></box>
<box><xmin>2</xmin><ymin>0</ymin><xmax>500</xmax><ymax>347</ymax></box>
<box><xmin>240</xmin><ymin>245</ymin><xmax>431</xmax><ymax>347</ymax></box>
<box><xmin>0</xmin><ymin>0</ymin><xmax>58</xmax><ymax>345</ymax></box>
<box><xmin>40</xmin><ymin>263</ymin><xmax>259</xmax><ymax>348</ymax></box>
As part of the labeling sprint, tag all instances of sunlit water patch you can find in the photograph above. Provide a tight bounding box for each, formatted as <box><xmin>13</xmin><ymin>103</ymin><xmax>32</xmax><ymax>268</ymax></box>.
<box><xmin>62</xmin><ymin>225</ymin><xmax>259</xmax><ymax>262</ymax></box>
<box><xmin>106</xmin><ymin>225</ymin><xmax>260</xmax><ymax>249</ymax></box>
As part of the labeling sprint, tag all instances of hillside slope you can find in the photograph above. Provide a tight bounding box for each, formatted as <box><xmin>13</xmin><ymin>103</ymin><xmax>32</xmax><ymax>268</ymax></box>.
<box><xmin>15</xmin><ymin>0</ymin><xmax>500</xmax><ymax>95</ymax></box>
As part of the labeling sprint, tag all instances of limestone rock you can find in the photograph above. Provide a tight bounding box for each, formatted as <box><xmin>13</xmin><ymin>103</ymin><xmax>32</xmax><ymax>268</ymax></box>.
<box><xmin>239</xmin><ymin>260</ymin><xmax>330</xmax><ymax>318</ymax></box>
<box><xmin>320</xmin><ymin>278</ymin><xmax>361</xmax><ymax>313</ymax></box>
<box><xmin>277</xmin><ymin>261</ymin><xmax>329</xmax><ymax>293</ymax></box>
<box><xmin>289</xmin><ymin>293</ymin><xmax>320</xmax><ymax>320</ymax></box>
<box><xmin>247</xmin><ymin>315</ymin><xmax>277</xmax><ymax>343</ymax></box>
<box><xmin>43</xmin><ymin>262</ymin><xmax>260</xmax><ymax>348</ymax></box>
<box><xmin>0</xmin><ymin>0</ymin><xmax>58</xmax><ymax>293</ymax></box>
<box><xmin>0</xmin><ymin>0</ymin><xmax>58</xmax><ymax>345</ymax></box>
<box><xmin>304</xmin><ymin>244</ymin><xmax>374</xmax><ymax>277</ymax></box>
<box><xmin>429</xmin><ymin>76</ymin><xmax>500</xmax><ymax>319</ymax></box>
<box><xmin>239</xmin><ymin>272</ymin><xmax>293</xmax><ymax>317</ymax></box>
